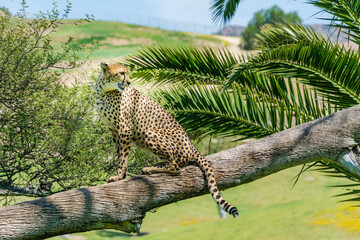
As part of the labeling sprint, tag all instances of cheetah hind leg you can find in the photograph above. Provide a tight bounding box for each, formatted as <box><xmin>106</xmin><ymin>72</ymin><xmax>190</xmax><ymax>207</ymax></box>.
<box><xmin>142</xmin><ymin>160</ymin><xmax>181</xmax><ymax>175</ymax></box>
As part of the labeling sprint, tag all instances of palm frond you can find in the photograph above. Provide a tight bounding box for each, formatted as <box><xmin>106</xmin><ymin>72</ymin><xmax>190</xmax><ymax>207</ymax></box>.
<box><xmin>125</xmin><ymin>45</ymin><xmax>241</xmax><ymax>86</ymax></box>
<box><xmin>227</xmin><ymin>41</ymin><xmax>360</xmax><ymax>108</ymax></box>
<box><xmin>292</xmin><ymin>162</ymin><xmax>319</xmax><ymax>188</ymax></box>
<box><xmin>315</xmin><ymin>163</ymin><xmax>359</xmax><ymax>181</ymax></box>
<box><xmin>155</xmin><ymin>83</ymin><xmax>279</xmax><ymax>139</ymax></box>
<box><xmin>154</xmin><ymin>82</ymin><xmax>332</xmax><ymax>140</ymax></box>
<box><xmin>226</xmin><ymin>71</ymin><xmax>335</xmax><ymax>122</ymax></box>
<box><xmin>311</xmin><ymin>0</ymin><xmax>360</xmax><ymax>45</ymax></box>
<box><xmin>313</xmin><ymin>161</ymin><xmax>360</xmax><ymax>202</ymax></box>
<box><xmin>209</xmin><ymin>0</ymin><xmax>243</xmax><ymax>25</ymax></box>
<box><xmin>257</xmin><ymin>22</ymin><xmax>328</xmax><ymax>49</ymax></box>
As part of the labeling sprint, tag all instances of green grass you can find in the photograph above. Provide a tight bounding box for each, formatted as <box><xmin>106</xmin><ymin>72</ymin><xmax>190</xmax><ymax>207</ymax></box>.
<box><xmin>51</xmin><ymin>21</ymin><xmax>222</xmax><ymax>60</ymax></box>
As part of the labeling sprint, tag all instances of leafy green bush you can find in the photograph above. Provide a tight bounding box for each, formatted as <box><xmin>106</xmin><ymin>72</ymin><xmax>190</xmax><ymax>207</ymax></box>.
<box><xmin>0</xmin><ymin>1</ymin><xmax>155</xmax><ymax>200</ymax></box>
<box><xmin>0</xmin><ymin>1</ymin><xmax>115</xmax><ymax>195</ymax></box>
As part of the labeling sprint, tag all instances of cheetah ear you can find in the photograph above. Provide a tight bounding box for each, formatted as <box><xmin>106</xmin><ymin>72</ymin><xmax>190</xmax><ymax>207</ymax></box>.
<box><xmin>100</xmin><ymin>62</ymin><xmax>108</xmax><ymax>73</ymax></box>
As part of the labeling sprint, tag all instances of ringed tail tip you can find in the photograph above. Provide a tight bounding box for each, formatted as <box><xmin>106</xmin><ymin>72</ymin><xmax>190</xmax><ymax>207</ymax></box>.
<box><xmin>230</xmin><ymin>207</ymin><xmax>238</xmax><ymax>218</ymax></box>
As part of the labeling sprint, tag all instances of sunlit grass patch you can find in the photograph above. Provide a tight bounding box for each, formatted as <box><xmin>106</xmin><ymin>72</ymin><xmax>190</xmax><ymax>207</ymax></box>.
<box><xmin>312</xmin><ymin>203</ymin><xmax>360</xmax><ymax>233</ymax></box>
<box><xmin>51</xmin><ymin>21</ymin><xmax>221</xmax><ymax>60</ymax></box>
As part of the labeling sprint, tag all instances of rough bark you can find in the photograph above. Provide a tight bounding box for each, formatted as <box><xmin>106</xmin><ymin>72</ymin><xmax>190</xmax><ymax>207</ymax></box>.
<box><xmin>1</xmin><ymin>104</ymin><xmax>360</xmax><ymax>240</ymax></box>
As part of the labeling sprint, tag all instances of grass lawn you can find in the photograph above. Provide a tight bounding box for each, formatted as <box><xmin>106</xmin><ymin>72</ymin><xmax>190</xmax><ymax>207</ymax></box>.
<box><xmin>51</xmin><ymin>20</ymin><xmax>222</xmax><ymax>60</ymax></box>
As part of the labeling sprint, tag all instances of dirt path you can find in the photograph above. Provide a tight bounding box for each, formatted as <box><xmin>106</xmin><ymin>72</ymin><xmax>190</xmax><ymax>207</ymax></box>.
<box><xmin>62</xmin><ymin>57</ymin><xmax>124</xmax><ymax>86</ymax></box>
<box><xmin>214</xmin><ymin>35</ymin><xmax>243</xmax><ymax>55</ymax></box>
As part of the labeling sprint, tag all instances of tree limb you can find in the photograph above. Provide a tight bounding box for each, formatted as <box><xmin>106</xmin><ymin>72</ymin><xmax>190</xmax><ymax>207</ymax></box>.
<box><xmin>1</xmin><ymin>104</ymin><xmax>360</xmax><ymax>240</ymax></box>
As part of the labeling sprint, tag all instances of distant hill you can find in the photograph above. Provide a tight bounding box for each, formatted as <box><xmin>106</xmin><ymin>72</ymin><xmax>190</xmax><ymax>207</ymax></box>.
<box><xmin>215</xmin><ymin>25</ymin><xmax>245</xmax><ymax>36</ymax></box>
<box><xmin>52</xmin><ymin>20</ymin><xmax>222</xmax><ymax>60</ymax></box>
<box><xmin>216</xmin><ymin>24</ymin><xmax>354</xmax><ymax>44</ymax></box>
<box><xmin>310</xmin><ymin>24</ymin><xmax>349</xmax><ymax>43</ymax></box>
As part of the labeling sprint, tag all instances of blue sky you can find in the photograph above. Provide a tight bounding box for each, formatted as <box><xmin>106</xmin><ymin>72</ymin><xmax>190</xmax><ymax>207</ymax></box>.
<box><xmin>3</xmin><ymin>0</ymin><xmax>329</xmax><ymax>33</ymax></box>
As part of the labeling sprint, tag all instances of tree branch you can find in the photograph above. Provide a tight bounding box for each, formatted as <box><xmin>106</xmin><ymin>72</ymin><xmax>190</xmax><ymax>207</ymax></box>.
<box><xmin>1</xmin><ymin>104</ymin><xmax>360</xmax><ymax>240</ymax></box>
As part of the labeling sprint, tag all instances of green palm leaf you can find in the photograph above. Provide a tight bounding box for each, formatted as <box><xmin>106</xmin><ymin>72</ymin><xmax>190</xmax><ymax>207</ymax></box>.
<box><xmin>125</xmin><ymin>45</ymin><xmax>240</xmax><ymax>86</ymax></box>
<box><xmin>227</xmin><ymin>41</ymin><xmax>360</xmax><ymax>108</ymax></box>
<box><xmin>313</xmin><ymin>161</ymin><xmax>360</xmax><ymax>202</ymax></box>
<box><xmin>257</xmin><ymin>22</ymin><xmax>328</xmax><ymax>49</ymax></box>
<box><xmin>154</xmin><ymin>82</ymin><xmax>332</xmax><ymax>140</ymax></box>
<box><xmin>209</xmin><ymin>0</ymin><xmax>243</xmax><ymax>25</ymax></box>
<box><xmin>311</xmin><ymin>0</ymin><xmax>360</xmax><ymax>45</ymax></box>
<box><xmin>225</xmin><ymin>71</ymin><xmax>334</xmax><ymax>121</ymax></box>
<box><xmin>156</xmin><ymin>83</ymin><xmax>279</xmax><ymax>139</ymax></box>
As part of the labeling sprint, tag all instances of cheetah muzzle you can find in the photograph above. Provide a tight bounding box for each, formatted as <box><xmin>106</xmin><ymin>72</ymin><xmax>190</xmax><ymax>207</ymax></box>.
<box><xmin>95</xmin><ymin>62</ymin><xmax>238</xmax><ymax>218</ymax></box>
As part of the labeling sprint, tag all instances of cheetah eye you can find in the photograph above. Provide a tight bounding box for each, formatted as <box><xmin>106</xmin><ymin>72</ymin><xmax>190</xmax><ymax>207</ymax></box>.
<box><xmin>119</xmin><ymin>72</ymin><xmax>125</xmax><ymax>76</ymax></box>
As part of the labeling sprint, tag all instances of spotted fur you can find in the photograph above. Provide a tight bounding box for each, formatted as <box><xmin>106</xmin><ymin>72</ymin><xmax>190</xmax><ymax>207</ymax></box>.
<box><xmin>95</xmin><ymin>63</ymin><xmax>238</xmax><ymax>218</ymax></box>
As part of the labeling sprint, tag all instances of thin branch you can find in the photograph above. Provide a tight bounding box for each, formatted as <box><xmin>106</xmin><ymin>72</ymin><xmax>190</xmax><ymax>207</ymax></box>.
<box><xmin>0</xmin><ymin>183</ymin><xmax>49</xmax><ymax>197</ymax></box>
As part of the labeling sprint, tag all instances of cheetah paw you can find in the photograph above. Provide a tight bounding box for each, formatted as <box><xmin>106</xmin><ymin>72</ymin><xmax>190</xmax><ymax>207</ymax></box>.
<box><xmin>107</xmin><ymin>175</ymin><xmax>121</xmax><ymax>183</ymax></box>
<box><xmin>141</xmin><ymin>167</ymin><xmax>153</xmax><ymax>175</ymax></box>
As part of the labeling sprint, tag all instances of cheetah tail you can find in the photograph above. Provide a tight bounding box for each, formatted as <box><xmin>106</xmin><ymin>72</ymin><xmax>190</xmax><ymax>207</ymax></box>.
<box><xmin>194</xmin><ymin>152</ymin><xmax>238</xmax><ymax>218</ymax></box>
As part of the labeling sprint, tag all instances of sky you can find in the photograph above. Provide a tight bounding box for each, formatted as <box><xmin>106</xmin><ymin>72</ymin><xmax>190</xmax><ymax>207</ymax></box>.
<box><xmin>3</xmin><ymin>0</ymin><xmax>329</xmax><ymax>34</ymax></box>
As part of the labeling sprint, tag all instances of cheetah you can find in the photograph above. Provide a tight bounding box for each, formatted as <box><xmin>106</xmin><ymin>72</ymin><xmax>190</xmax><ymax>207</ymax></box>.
<box><xmin>95</xmin><ymin>62</ymin><xmax>238</xmax><ymax>218</ymax></box>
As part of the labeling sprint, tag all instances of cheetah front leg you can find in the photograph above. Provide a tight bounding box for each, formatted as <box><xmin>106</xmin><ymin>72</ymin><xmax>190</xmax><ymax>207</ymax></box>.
<box><xmin>108</xmin><ymin>131</ymin><xmax>130</xmax><ymax>183</ymax></box>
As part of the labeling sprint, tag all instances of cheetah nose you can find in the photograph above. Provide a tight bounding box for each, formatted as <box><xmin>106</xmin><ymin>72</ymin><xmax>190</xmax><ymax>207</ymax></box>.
<box><xmin>118</xmin><ymin>82</ymin><xmax>125</xmax><ymax>90</ymax></box>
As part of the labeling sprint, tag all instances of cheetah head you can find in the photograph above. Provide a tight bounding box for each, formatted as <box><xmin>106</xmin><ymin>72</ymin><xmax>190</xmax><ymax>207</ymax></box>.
<box><xmin>96</xmin><ymin>63</ymin><xmax>131</xmax><ymax>94</ymax></box>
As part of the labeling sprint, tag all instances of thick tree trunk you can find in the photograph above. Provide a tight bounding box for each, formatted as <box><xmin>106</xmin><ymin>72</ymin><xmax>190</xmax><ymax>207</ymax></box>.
<box><xmin>1</xmin><ymin>105</ymin><xmax>360</xmax><ymax>240</ymax></box>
